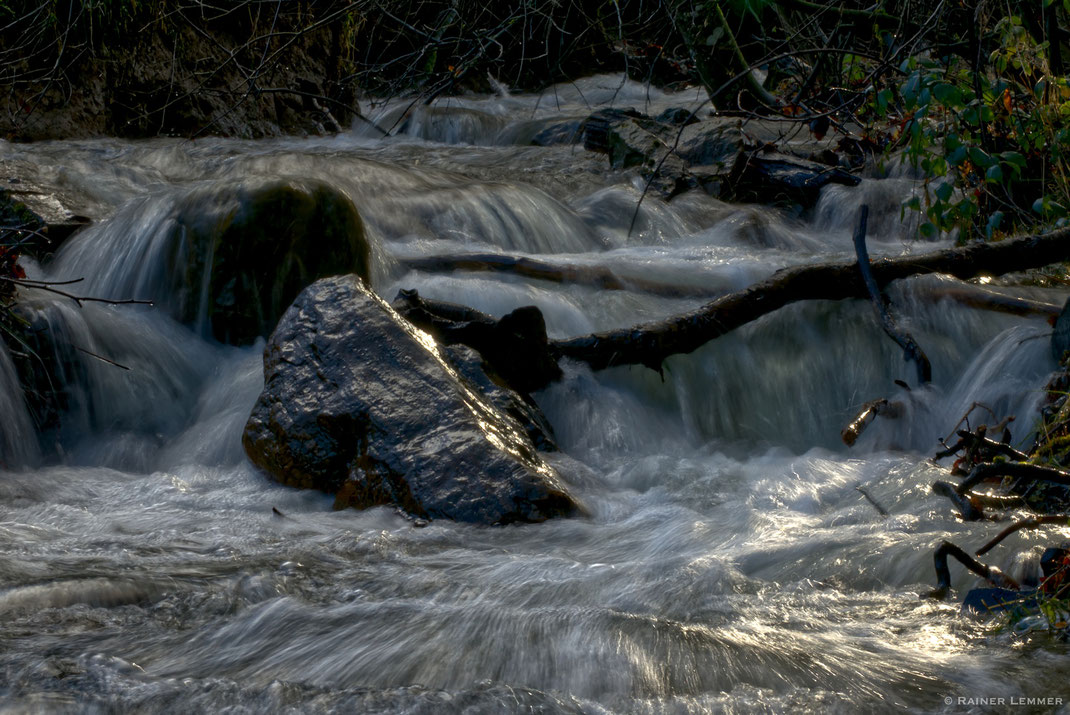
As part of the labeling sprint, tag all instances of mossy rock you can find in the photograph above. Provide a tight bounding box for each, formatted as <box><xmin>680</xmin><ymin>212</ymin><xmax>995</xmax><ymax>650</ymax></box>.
<box><xmin>171</xmin><ymin>180</ymin><xmax>370</xmax><ymax>345</ymax></box>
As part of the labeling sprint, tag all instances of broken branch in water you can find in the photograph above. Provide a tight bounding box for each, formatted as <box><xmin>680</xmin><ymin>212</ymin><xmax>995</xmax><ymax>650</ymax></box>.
<box><xmin>74</xmin><ymin>345</ymin><xmax>130</xmax><ymax>371</ymax></box>
<box><xmin>975</xmin><ymin>514</ymin><xmax>1070</xmax><ymax>556</ymax></box>
<box><xmin>926</xmin><ymin>539</ymin><xmax>1020</xmax><ymax>599</ymax></box>
<box><xmin>931</xmin><ymin>481</ymin><xmax>986</xmax><ymax>521</ymax></box>
<box><xmin>957</xmin><ymin>462</ymin><xmax>1070</xmax><ymax>495</ymax></box>
<box><xmin>855</xmin><ymin>484</ymin><xmax>890</xmax><ymax>517</ymax></box>
<box><xmin>930</xmin><ymin>462</ymin><xmax>1070</xmax><ymax>521</ymax></box>
<box><xmin>841</xmin><ymin>397</ymin><xmax>902</xmax><ymax>446</ymax></box>
<box><xmin>851</xmin><ymin>204</ymin><xmax>931</xmax><ymax>384</ymax></box>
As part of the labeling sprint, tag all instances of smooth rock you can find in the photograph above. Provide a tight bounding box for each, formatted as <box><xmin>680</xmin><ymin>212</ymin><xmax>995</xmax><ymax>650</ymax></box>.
<box><xmin>170</xmin><ymin>179</ymin><xmax>370</xmax><ymax>344</ymax></box>
<box><xmin>242</xmin><ymin>275</ymin><xmax>580</xmax><ymax>524</ymax></box>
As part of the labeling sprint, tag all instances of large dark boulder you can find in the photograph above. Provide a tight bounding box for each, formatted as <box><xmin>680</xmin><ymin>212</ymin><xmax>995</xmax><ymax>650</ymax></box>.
<box><xmin>170</xmin><ymin>179</ymin><xmax>370</xmax><ymax>345</ymax></box>
<box><xmin>242</xmin><ymin>275</ymin><xmax>580</xmax><ymax>524</ymax></box>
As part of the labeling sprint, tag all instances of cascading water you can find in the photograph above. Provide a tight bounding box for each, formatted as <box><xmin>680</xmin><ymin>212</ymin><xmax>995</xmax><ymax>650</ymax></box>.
<box><xmin>0</xmin><ymin>342</ymin><xmax>37</xmax><ymax>470</ymax></box>
<box><xmin>1</xmin><ymin>75</ymin><xmax>1068</xmax><ymax>712</ymax></box>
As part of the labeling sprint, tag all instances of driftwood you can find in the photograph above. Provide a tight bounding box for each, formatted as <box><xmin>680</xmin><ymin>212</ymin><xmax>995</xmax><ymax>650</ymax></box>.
<box><xmin>930</xmin><ymin>462</ymin><xmax>1070</xmax><ymax>521</ymax></box>
<box><xmin>551</xmin><ymin>227</ymin><xmax>1070</xmax><ymax>375</ymax></box>
<box><xmin>855</xmin><ymin>484</ymin><xmax>890</xmax><ymax>517</ymax></box>
<box><xmin>851</xmin><ymin>205</ymin><xmax>931</xmax><ymax>384</ymax></box>
<box><xmin>841</xmin><ymin>397</ymin><xmax>902</xmax><ymax>446</ymax></box>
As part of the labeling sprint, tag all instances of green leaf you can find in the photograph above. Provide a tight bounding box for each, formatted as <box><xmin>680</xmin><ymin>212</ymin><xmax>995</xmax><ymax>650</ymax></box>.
<box><xmin>985</xmin><ymin>164</ymin><xmax>1003</xmax><ymax>183</ymax></box>
<box><xmin>985</xmin><ymin>211</ymin><xmax>1004</xmax><ymax>238</ymax></box>
<box><xmin>932</xmin><ymin>83</ymin><xmax>962</xmax><ymax>105</ymax></box>
<box><xmin>948</xmin><ymin>146</ymin><xmax>968</xmax><ymax>165</ymax></box>
<box><xmin>968</xmin><ymin>146</ymin><xmax>995</xmax><ymax>168</ymax></box>
<box><xmin>919</xmin><ymin>221</ymin><xmax>938</xmax><ymax>238</ymax></box>
<box><xmin>902</xmin><ymin>72</ymin><xmax>920</xmax><ymax>106</ymax></box>
<box><xmin>1000</xmin><ymin>151</ymin><xmax>1027</xmax><ymax>169</ymax></box>
<box><xmin>935</xmin><ymin>182</ymin><xmax>954</xmax><ymax>202</ymax></box>
<box><xmin>876</xmin><ymin>88</ymin><xmax>892</xmax><ymax>114</ymax></box>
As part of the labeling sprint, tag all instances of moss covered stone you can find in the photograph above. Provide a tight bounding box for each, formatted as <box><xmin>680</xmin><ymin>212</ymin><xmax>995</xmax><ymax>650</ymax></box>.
<box><xmin>171</xmin><ymin>179</ymin><xmax>371</xmax><ymax>345</ymax></box>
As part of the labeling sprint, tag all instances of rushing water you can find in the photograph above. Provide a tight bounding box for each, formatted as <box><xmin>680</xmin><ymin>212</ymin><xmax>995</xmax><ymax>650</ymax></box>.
<box><xmin>1</xmin><ymin>76</ymin><xmax>1069</xmax><ymax>713</ymax></box>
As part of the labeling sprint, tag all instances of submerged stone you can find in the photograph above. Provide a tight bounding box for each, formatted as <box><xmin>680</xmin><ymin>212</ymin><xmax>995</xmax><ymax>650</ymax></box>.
<box><xmin>171</xmin><ymin>179</ymin><xmax>371</xmax><ymax>345</ymax></box>
<box><xmin>242</xmin><ymin>275</ymin><xmax>580</xmax><ymax>524</ymax></box>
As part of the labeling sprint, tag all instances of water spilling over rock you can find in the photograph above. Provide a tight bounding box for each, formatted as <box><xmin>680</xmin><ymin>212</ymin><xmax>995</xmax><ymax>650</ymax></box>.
<box><xmin>1</xmin><ymin>75</ymin><xmax>1068</xmax><ymax>712</ymax></box>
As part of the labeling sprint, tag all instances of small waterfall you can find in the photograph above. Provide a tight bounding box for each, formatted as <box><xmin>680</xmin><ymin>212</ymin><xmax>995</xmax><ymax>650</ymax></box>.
<box><xmin>4</xmin><ymin>78</ymin><xmax>1070</xmax><ymax>711</ymax></box>
<box><xmin>375</xmin><ymin>104</ymin><xmax>509</xmax><ymax>145</ymax></box>
<box><xmin>0</xmin><ymin>341</ymin><xmax>39</xmax><ymax>469</ymax></box>
<box><xmin>14</xmin><ymin>292</ymin><xmax>215</xmax><ymax>469</ymax></box>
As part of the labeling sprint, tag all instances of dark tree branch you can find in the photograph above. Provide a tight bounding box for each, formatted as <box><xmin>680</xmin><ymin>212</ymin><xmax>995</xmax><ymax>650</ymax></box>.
<box><xmin>976</xmin><ymin>514</ymin><xmax>1070</xmax><ymax>556</ymax></box>
<box><xmin>956</xmin><ymin>462</ymin><xmax>1070</xmax><ymax>495</ymax></box>
<box><xmin>551</xmin><ymin>227</ymin><xmax>1070</xmax><ymax>375</ymax></box>
<box><xmin>927</xmin><ymin>539</ymin><xmax>1019</xmax><ymax>599</ymax></box>
<box><xmin>852</xmin><ymin>204</ymin><xmax>931</xmax><ymax>385</ymax></box>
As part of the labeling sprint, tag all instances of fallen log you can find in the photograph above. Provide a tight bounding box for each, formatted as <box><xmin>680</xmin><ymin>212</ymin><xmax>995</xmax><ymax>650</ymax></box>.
<box><xmin>918</xmin><ymin>284</ymin><xmax>1060</xmax><ymax>318</ymax></box>
<box><xmin>396</xmin><ymin>253</ymin><xmax>714</xmax><ymax>299</ymax></box>
<box><xmin>551</xmin><ymin>227</ymin><xmax>1070</xmax><ymax>374</ymax></box>
<box><xmin>396</xmin><ymin>252</ymin><xmax>1065</xmax><ymax>310</ymax></box>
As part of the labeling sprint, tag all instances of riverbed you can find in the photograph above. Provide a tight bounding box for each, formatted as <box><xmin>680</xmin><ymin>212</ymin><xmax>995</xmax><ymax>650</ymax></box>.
<box><xmin>1</xmin><ymin>76</ymin><xmax>1068</xmax><ymax>713</ymax></box>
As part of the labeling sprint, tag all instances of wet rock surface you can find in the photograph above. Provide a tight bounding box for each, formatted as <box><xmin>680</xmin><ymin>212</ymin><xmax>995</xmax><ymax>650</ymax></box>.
<box><xmin>578</xmin><ymin>108</ymin><xmax>859</xmax><ymax>205</ymax></box>
<box><xmin>242</xmin><ymin>275</ymin><xmax>580</xmax><ymax>524</ymax></box>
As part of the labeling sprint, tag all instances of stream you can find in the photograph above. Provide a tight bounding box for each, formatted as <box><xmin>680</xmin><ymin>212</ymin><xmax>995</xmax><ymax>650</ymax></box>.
<box><xmin>1</xmin><ymin>75</ymin><xmax>1068</xmax><ymax>713</ymax></box>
